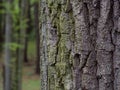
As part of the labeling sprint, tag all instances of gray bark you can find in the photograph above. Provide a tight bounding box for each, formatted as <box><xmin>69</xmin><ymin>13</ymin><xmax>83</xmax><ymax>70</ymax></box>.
<box><xmin>40</xmin><ymin>0</ymin><xmax>48</xmax><ymax>90</ymax></box>
<box><xmin>40</xmin><ymin>0</ymin><xmax>120</xmax><ymax>90</ymax></box>
<box><xmin>5</xmin><ymin>0</ymin><xmax>12</xmax><ymax>90</ymax></box>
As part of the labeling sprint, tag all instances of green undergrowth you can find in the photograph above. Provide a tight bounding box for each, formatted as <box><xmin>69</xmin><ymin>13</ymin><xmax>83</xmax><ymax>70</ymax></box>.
<box><xmin>22</xmin><ymin>65</ymin><xmax>40</xmax><ymax>90</ymax></box>
<box><xmin>22</xmin><ymin>78</ymin><xmax>40</xmax><ymax>90</ymax></box>
<box><xmin>0</xmin><ymin>39</ymin><xmax>40</xmax><ymax>90</ymax></box>
<box><xmin>27</xmin><ymin>40</ymin><xmax>36</xmax><ymax>61</ymax></box>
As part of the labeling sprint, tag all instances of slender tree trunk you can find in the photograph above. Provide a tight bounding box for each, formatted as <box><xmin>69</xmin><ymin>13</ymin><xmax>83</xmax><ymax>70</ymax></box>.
<box><xmin>34</xmin><ymin>2</ymin><xmax>40</xmax><ymax>74</ymax></box>
<box><xmin>23</xmin><ymin>0</ymin><xmax>31</xmax><ymax>63</ymax></box>
<box><xmin>24</xmin><ymin>36</ymin><xmax>28</xmax><ymax>62</ymax></box>
<box><xmin>5</xmin><ymin>0</ymin><xmax>12</xmax><ymax>90</ymax></box>
<box><xmin>17</xmin><ymin>1</ymin><xmax>26</xmax><ymax>85</ymax></box>
<box><xmin>9</xmin><ymin>0</ymin><xmax>23</xmax><ymax>90</ymax></box>
<box><xmin>0</xmin><ymin>0</ymin><xmax>4</xmax><ymax>51</ymax></box>
<box><xmin>16</xmin><ymin>25</ymin><xmax>24</xmax><ymax>90</ymax></box>
<box><xmin>2</xmin><ymin>65</ymin><xmax>5</xmax><ymax>90</ymax></box>
<box><xmin>40</xmin><ymin>0</ymin><xmax>120</xmax><ymax>90</ymax></box>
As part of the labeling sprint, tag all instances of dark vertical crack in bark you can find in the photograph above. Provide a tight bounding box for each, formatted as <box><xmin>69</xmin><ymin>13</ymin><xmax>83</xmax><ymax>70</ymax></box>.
<box><xmin>71</xmin><ymin>0</ymin><xmax>99</xmax><ymax>90</ymax></box>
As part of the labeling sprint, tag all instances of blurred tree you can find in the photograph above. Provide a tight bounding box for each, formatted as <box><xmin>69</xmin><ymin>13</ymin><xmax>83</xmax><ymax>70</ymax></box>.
<box><xmin>4</xmin><ymin>0</ymin><xmax>24</xmax><ymax>90</ymax></box>
<box><xmin>23</xmin><ymin>0</ymin><xmax>32</xmax><ymax>63</ymax></box>
<box><xmin>0</xmin><ymin>0</ymin><xmax>4</xmax><ymax>51</ymax></box>
<box><xmin>4</xmin><ymin>0</ymin><xmax>12</xmax><ymax>90</ymax></box>
<box><xmin>34</xmin><ymin>2</ymin><xmax>40</xmax><ymax>75</ymax></box>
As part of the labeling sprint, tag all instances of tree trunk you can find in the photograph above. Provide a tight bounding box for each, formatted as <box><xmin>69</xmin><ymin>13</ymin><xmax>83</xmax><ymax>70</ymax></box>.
<box><xmin>2</xmin><ymin>65</ymin><xmax>5</xmax><ymax>90</ymax></box>
<box><xmin>4</xmin><ymin>0</ymin><xmax>12</xmax><ymax>90</ymax></box>
<box><xmin>40</xmin><ymin>0</ymin><xmax>120</xmax><ymax>90</ymax></box>
<box><xmin>40</xmin><ymin>0</ymin><xmax>48</xmax><ymax>90</ymax></box>
<box><xmin>0</xmin><ymin>0</ymin><xmax>4</xmax><ymax>51</ymax></box>
<box><xmin>23</xmin><ymin>0</ymin><xmax>31</xmax><ymax>63</ymax></box>
<box><xmin>34</xmin><ymin>2</ymin><xmax>40</xmax><ymax>75</ymax></box>
<box><xmin>9</xmin><ymin>0</ymin><xmax>23</xmax><ymax>90</ymax></box>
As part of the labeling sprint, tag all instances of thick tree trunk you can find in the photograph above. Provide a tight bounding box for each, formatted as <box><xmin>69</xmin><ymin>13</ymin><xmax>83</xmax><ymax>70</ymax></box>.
<box><xmin>40</xmin><ymin>0</ymin><xmax>120</xmax><ymax>90</ymax></box>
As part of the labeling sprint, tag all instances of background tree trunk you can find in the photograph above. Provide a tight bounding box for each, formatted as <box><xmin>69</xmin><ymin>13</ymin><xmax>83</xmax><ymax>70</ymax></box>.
<box><xmin>40</xmin><ymin>0</ymin><xmax>120</xmax><ymax>90</ymax></box>
<box><xmin>0</xmin><ymin>0</ymin><xmax>4</xmax><ymax>51</ymax></box>
<box><xmin>23</xmin><ymin>0</ymin><xmax>31</xmax><ymax>63</ymax></box>
<box><xmin>5</xmin><ymin>0</ymin><xmax>12</xmax><ymax>90</ymax></box>
<box><xmin>9</xmin><ymin>0</ymin><xmax>24</xmax><ymax>90</ymax></box>
<box><xmin>34</xmin><ymin>2</ymin><xmax>40</xmax><ymax>75</ymax></box>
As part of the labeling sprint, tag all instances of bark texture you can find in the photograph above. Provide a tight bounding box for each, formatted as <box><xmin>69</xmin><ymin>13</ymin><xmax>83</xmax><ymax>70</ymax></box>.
<box><xmin>40</xmin><ymin>0</ymin><xmax>120</xmax><ymax>90</ymax></box>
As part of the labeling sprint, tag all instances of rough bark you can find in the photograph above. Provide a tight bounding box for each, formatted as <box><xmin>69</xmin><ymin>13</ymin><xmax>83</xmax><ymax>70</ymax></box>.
<box><xmin>40</xmin><ymin>0</ymin><xmax>48</xmax><ymax>90</ymax></box>
<box><xmin>40</xmin><ymin>0</ymin><xmax>120</xmax><ymax>90</ymax></box>
<box><xmin>113</xmin><ymin>0</ymin><xmax>120</xmax><ymax>90</ymax></box>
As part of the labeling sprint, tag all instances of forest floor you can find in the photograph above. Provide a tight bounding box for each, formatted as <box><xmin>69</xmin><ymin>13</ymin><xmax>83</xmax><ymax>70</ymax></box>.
<box><xmin>0</xmin><ymin>40</ymin><xmax>40</xmax><ymax>90</ymax></box>
<box><xmin>22</xmin><ymin>62</ymin><xmax>40</xmax><ymax>90</ymax></box>
<box><xmin>0</xmin><ymin>62</ymin><xmax>40</xmax><ymax>90</ymax></box>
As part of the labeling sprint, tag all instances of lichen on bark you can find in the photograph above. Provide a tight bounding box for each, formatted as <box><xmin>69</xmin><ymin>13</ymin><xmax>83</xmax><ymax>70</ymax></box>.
<box><xmin>47</xmin><ymin>0</ymin><xmax>74</xmax><ymax>90</ymax></box>
<box><xmin>40</xmin><ymin>0</ymin><xmax>120</xmax><ymax>90</ymax></box>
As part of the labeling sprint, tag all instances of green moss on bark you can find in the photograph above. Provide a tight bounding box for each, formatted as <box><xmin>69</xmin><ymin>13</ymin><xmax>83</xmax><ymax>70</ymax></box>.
<box><xmin>47</xmin><ymin>0</ymin><xmax>75</xmax><ymax>90</ymax></box>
